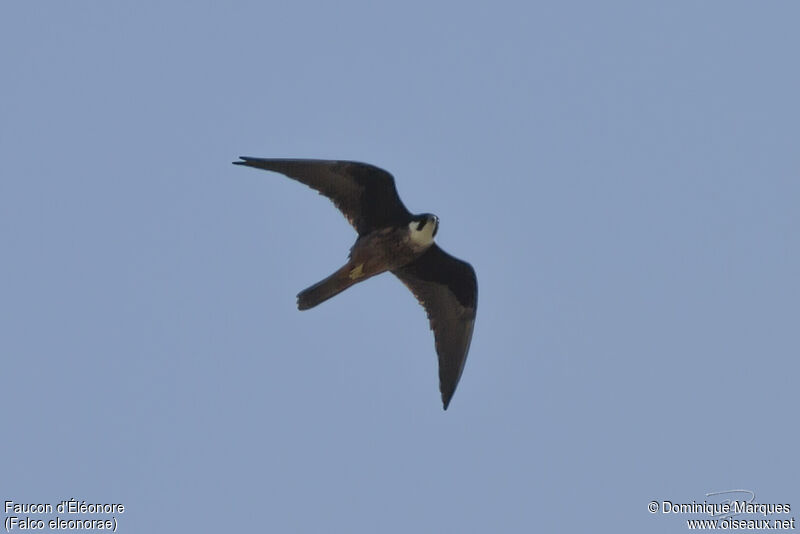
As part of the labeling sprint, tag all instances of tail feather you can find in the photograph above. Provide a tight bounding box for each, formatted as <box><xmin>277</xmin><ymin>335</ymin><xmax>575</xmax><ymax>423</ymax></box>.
<box><xmin>297</xmin><ymin>264</ymin><xmax>358</xmax><ymax>310</ymax></box>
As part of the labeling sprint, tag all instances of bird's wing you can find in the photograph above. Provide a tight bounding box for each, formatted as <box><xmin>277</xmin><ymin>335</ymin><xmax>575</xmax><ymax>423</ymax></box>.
<box><xmin>392</xmin><ymin>244</ymin><xmax>478</xmax><ymax>410</ymax></box>
<box><xmin>233</xmin><ymin>157</ymin><xmax>412</xmax><ymax>235</ymax></box>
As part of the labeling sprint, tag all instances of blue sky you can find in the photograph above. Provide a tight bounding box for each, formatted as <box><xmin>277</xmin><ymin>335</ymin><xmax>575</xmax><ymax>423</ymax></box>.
<box><xmin>2</xmin><ymin>2</ymin><xmax>798</xmax><ymax>532</ymax></box>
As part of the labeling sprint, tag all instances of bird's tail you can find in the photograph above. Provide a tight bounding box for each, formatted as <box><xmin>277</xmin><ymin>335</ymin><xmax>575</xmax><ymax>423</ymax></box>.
<box><xmin>297</xmin><ymin>263</ymin><xmax>362</xmax><ymax>310</ymax></box>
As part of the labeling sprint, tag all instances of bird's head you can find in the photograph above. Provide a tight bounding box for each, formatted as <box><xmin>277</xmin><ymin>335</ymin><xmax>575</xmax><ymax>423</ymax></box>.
<box><xmin>409</xmin><ymin>213</ymin><xmax>439</xmax><ymax>248</ymax></box>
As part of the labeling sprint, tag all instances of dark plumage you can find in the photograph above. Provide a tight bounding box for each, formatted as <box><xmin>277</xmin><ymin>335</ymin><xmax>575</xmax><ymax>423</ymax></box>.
<box><xmin>234</xmin><ymin>157</ymin><xmax>477</xmax><ymax>409</ymax></box>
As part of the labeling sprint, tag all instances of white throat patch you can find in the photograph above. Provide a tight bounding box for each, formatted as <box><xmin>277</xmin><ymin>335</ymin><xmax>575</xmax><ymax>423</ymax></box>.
<box><xmin>408</xmin><ymin>217</ymin><xmax>437</xmax><ymax>250</ymax></box>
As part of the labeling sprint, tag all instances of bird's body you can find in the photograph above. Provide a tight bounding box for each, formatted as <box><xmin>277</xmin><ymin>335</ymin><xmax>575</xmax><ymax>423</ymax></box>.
<box><xmin>298</xmin><ymin>218</ymin><xmax>437</xmax><ymax>309</ymax></box>
<box><xmin>234</xmin><ymin>157</ymin><xmax>477</xmax><ymax>409</ymax></box>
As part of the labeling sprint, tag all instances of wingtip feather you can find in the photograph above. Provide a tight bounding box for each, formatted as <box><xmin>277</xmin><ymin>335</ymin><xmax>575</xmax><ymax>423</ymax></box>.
<box><xmin>442</xmin><ymin>395</ymin><xmax>452</xmax><ymax>410</ymax></box>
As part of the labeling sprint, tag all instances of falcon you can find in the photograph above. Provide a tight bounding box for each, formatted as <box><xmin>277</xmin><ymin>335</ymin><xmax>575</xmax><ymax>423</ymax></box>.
<box><xmin>233</xmin><ymin>157</ymin><xmax>478</xmax><ymax>409</ymax></box>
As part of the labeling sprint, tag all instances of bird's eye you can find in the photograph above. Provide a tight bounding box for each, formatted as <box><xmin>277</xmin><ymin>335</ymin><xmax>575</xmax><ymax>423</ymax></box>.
<box><xmin>417</xmin><ymin>219</ymin><xmax>427</xmax><ymax>231</ymax></box>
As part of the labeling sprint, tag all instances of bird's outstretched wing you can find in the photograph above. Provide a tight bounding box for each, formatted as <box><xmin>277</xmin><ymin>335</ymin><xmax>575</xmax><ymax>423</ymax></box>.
<box><xmin>392</xmin><ymin>244</ymin><xmax>478</xmax><ymax>409</ymax></box>
<box><xmin>233</xmin><ymin>157</ymin><xmax>412</xmax><ymax>235</ymax></box>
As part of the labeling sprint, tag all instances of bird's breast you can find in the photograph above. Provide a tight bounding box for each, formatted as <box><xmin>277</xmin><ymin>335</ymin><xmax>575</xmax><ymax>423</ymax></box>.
<box><xmin>350</xmin><ymin>227</ymin><xmax>431</xmax><ymax>271</ymax></box>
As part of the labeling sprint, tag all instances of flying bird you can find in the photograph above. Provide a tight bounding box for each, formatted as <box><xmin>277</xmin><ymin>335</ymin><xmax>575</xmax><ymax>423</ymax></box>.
<box><xmin>233</xmin><ymin>157</ymin><xmax>477</xmax><ymax>409</ymax></box>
